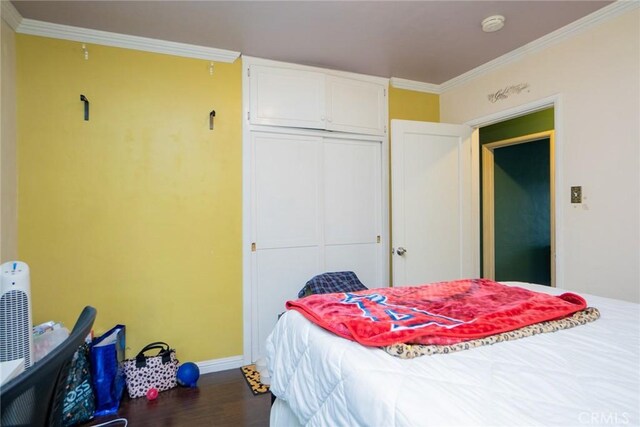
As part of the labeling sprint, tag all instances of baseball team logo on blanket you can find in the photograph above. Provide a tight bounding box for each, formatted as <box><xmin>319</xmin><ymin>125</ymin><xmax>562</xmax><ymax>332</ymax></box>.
<box><xmin>286</xmin><ymin>279</ymin><xmax>586</xmax><ymax>346</ymax></box>
<box><xmin>341</xmin><ymin>292</ymin><xmax>470</xmax><ymax>330</ymax></box>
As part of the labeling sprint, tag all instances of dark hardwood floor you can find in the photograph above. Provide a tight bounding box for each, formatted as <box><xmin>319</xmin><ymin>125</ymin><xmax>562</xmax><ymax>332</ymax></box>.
<box><xmin>85</xmin><ymin>369</ymin><xmax>271</xmax><ymax>427</ymax></box>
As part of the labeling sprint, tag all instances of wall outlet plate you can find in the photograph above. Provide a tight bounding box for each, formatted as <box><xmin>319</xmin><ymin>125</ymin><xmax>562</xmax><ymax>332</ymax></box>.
<box><xmin>571</xmin><ymin>186</ymin><xmax>582</xmax><ymax>203</ymax></box>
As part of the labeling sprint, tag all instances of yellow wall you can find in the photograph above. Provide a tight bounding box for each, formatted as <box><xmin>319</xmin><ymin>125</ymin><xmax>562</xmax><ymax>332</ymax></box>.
<box><xmin>388</xmin><ymin>86</ymin><xmax>439</xmax><ymax>122</ymax></box>
<box><xmin>16</xmin><ymin>35</ymin><xmax>243</xmax><ymax>361</ymax></box>
<box><xmin>1</xmin><ymin>19</ymin><xmax>18</xmax><ymax>262</ymax></box>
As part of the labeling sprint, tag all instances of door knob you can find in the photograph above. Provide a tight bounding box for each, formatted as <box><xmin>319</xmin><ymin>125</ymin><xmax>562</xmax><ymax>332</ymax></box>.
<box><xmin>396</xmin><ymin>247</ymin><xmax>407</xmax><ymax>256</ymax></box>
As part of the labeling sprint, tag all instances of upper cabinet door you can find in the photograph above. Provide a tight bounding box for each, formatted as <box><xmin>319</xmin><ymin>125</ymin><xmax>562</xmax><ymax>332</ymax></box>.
<box><xmin>249</xmin><ymin>65</ymin><xmax>326</xmax><ymax>130</ymax></box>
<box><xmin>326</xmin><ymin>76</ymin><xmax>387</xmax><ymax>136</ymax></box>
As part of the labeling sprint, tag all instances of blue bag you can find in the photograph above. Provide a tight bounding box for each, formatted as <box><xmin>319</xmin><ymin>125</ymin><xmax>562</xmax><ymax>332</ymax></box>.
<box><xmin>90</xmin><ymin>325</ymin><xmax>126</xmax><ymax>416</ymax></box>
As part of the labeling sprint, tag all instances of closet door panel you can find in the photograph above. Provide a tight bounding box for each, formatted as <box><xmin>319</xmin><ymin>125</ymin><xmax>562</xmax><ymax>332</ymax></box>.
<box><xmin>326</xmin><ymin>76</ymin><xmax>386</xmax><ymax>136</ymax></box>
<box><xmin>251</xmin><ymin>132</ymin><xmax>322</xmax><ymax>359</ymax></box>
<box><xmin>324</xmin><ymin>138</ymin><xmax>382</xmax><ymax>287</ymax></box>
<box><xmin>253</xmin><ymin>133</ymin><xmax>322</xmax><ymax>248</ymax></box>
<box><xmin>249</xmin><ymin>65</ymin><xmax>326</xmax><ymax>130</ymax></box>
<box><xmin>323</xmin><ymin>139</ymin><xmax>381</xmax><ymax>245</ymax></box>
<box><xmin>255</xmin><ymin>246</ymin><xmax>320</xmax><ymax>358</ymax></box>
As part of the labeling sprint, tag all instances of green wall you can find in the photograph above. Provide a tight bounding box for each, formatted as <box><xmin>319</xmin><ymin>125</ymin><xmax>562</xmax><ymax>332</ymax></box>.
<box><xmin>480</xmin><ymin>108</ymin><xmax>554</xmax><ymax>144</ymax></box>
<box><xmin>494</xmin><ymin>139</ymin><xmax>551</xmax><ymax>285</ymax></box>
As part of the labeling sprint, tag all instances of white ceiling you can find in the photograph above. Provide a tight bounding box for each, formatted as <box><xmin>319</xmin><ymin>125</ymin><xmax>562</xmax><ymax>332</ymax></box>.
<box><xmin>11</xmin><ymin>0</ymin><xmax>613</xmax><ymax>84</ymax></box>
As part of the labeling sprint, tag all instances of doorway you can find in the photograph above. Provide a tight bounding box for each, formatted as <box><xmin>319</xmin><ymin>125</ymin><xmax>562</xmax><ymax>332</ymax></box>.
<box><xmin>479</xmin><ymin>108</ymin><xmax>555</xmax><ymax>286</ymax></box>
<box><xmin>482</xmin><ymin>132</ymin><xmax>555</xmax><ymax>286</ymax></box>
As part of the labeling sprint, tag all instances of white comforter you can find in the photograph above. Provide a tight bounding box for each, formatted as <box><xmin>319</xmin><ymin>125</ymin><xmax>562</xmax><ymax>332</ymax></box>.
<box><xmin>266</xmin><ymin>282</ymin><xmax>640</xmax><ymax>426</ymax></box>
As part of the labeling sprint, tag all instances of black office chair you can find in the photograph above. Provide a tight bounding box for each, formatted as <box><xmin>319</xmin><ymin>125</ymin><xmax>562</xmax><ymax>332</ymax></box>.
<box><xmin>1</xmin><ymin>306</ymin><xmax>97</xmax><ymax>427</ymax></box>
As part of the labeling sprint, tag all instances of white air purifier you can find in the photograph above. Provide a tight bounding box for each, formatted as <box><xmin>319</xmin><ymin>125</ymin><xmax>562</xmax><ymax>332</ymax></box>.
<box><xmin>1</xmin><ymin>261</ymin><xmax>33</xmax><ymax>369</ymax></box>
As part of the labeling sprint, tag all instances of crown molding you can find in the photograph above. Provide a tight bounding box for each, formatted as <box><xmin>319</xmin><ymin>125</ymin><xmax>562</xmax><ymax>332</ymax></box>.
<box><xmin>1</xmin><ymin>1</ymin><xmax>23</xmax><ymax>30</ymax></box>
<box><xmin>390</xmin><ymin>77</ymin><xmax>441</xmax><ymax>95</ymax></box>
<box><xmin>16</xmin><ymin>18</ymin><xmax>240</xmax><ymax>63</ymax></box>
<box><xmin>439</xmin><ymin>0</ymin><xmax>639</xmax><ymax>93</ymax></box>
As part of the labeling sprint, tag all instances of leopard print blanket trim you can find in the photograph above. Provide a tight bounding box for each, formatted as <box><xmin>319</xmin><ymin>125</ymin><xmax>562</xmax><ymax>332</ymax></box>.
<box><xmin>382</xmin><ymin>307</ymin><xmax>600</xmax><ymax>359</ymax></box>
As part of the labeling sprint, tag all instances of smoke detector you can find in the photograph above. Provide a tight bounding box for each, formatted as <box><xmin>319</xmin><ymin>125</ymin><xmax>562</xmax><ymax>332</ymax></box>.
<box><xmin>482</xmin><ymin>15</ymin><xmax>505</xmax><ymax>33</ymax></box>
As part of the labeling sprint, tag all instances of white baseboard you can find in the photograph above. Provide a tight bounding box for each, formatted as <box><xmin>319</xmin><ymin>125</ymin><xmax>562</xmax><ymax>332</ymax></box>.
<box><xmin>196</xmin><ymin>355</ymin><xmax>245</xmax><ymax>375</ymax></box>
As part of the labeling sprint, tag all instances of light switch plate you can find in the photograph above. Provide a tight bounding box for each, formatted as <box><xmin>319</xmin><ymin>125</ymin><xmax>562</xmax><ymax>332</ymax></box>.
<box><xmin>571</xmin><ymin>186</ymin><xmax>582</xmax><ymax>203</ymax></box>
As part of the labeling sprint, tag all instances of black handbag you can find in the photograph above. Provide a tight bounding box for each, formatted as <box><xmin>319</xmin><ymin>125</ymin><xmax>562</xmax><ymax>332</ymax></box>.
<box><xmin>123</xmin><ymin>342</ymin><xmax>179</xmax><ymax>398</ymax></box>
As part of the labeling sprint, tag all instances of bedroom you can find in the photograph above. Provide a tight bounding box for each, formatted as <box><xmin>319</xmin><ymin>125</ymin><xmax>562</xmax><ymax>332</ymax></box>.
<box><xmin>1</xmin><ymin>1</ymin><xmax>638</xmax><ymax>425</ymax></box>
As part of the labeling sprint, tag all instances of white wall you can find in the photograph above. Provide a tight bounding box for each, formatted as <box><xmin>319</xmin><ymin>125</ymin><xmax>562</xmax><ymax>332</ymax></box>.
<box><xmin>441</xmin><ymin>9</ymin><xmax>639</xmax><ymax>302</ymax></box>
<box><xmin>1</xmin><ymin>18</ymin><xmax>18</xmax><ymax>262</ymax></box>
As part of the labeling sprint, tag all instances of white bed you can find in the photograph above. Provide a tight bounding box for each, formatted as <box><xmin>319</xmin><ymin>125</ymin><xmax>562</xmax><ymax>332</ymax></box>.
<box><xmin>266</xmin><ymin>282</ymin><xmax>640</xmax><ymax>426</ymax></box>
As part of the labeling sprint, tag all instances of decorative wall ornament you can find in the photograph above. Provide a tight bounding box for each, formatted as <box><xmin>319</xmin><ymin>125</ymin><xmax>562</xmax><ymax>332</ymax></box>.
<box><xmin>488</xmin><ymin>83</ymin><xmax>530</xmax><ymax>103</ymax></box>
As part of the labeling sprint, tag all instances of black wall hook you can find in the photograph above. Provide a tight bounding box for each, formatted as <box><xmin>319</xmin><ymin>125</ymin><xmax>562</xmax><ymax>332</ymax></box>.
<box><xmin>80</xmin><ymin>94</ymin><xmax>89</xmax><ymax>121</ymax></box>
<box><xmin>209</xmin><ymin>110</ymin><xmax>216</xmax><ymax>130</ymax></box>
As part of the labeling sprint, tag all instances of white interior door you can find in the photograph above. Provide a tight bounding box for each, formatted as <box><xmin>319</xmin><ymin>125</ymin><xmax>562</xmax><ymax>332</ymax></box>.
<box><xmin>391</xmin><ymin>120</ymin><xmax>476</xmax><ymax>287</ymax></box>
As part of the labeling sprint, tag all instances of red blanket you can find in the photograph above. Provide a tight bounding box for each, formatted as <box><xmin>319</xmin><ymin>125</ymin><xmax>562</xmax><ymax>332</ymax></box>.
<box><xmin>286</xmin><ymin>279</ymin><xmax>586</xmax><ymax>346</ymax></box>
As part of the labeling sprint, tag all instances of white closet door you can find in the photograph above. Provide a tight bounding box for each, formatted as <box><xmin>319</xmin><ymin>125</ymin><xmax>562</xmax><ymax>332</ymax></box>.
<box><xmin>323</xmin><ymin>138</ymin><xmax>383</xmax><ymax>287</ymax></box>
<box><xmin>250</xmin><ymin>131</ymin><xmax>386</xmax><ymax>360</ymax></box>
<box><xmin>325</xmin><ymin>76</ymin><xmax>387</xmax><ymax>136</ymax></box>
<box><xmin>249</xmin><ymin>65</ymin><xmax>326</xmax><ymax>129</ymax></box>
<box><xmin>251</xmin><ymin>132</ymin><xmax>322</xmax><ymax>359</ymax></box>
